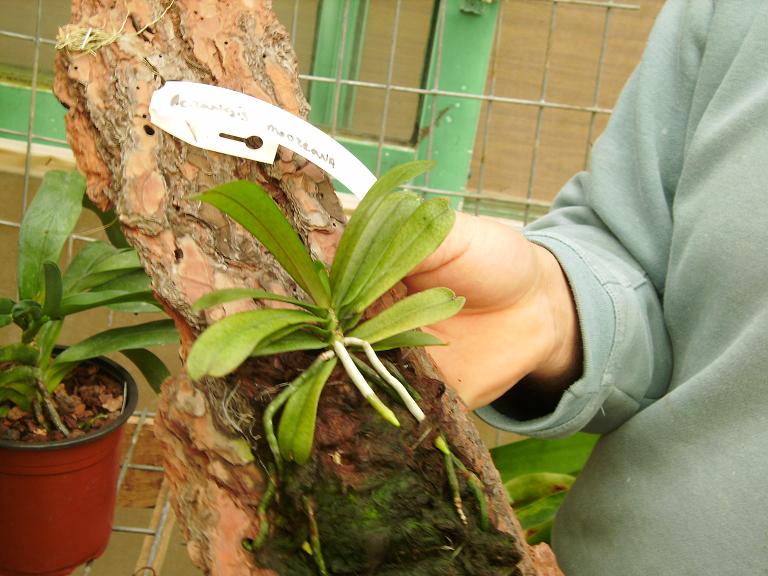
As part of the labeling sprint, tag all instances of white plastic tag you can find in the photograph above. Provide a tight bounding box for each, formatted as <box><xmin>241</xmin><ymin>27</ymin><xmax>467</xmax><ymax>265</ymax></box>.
<box><xmin>149</xmin><ymin>81</ymin><xmax>376</xmax><ymax>198</ymax></box>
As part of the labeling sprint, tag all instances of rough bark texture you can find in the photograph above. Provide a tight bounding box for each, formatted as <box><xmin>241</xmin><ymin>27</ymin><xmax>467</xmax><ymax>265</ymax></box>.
<box><xmin>54</xmin><ymin>1</ymin><xmax>562</xmax><ymax>575</ymax></box>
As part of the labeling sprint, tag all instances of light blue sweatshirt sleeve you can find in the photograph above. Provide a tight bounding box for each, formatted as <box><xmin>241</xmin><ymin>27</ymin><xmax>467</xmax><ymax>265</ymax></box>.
<box><xmin>477</xmin><ymin>0</ymin><xmax>713</xmax><ymax>437</ymax></box>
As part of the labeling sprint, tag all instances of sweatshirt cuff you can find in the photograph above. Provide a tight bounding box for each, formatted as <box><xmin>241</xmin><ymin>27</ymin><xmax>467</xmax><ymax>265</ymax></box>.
<box><xmin>475</xmin><ymin>232</ymin><xmax>624</xmax><ymax>438</ymax></box>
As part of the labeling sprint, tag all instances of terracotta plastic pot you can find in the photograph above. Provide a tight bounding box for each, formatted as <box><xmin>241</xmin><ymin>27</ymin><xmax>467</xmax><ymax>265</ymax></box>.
<box><xmin>0</xmin><ymin>356</ymin><xmax>138</xmax><ymax>576</ymax></box>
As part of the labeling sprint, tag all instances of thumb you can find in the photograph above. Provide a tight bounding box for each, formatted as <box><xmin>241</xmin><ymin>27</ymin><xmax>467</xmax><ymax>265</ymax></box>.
<box><xmin>406</xmin><ymin>211</ymin><xmax>479</xmax><ymax>281</ymax></box>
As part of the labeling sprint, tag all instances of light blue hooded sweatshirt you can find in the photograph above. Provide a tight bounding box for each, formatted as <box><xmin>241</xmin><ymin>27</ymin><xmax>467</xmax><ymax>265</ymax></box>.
<box><xmin>478</xmin><ymin>1</ymin><xmax>768</xmax><ymax>573</ymax></box>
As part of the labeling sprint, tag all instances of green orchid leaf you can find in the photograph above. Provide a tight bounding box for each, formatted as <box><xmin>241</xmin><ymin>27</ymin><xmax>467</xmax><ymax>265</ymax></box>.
<box><xmin>88</xmin><ymin>248</ymin><xmax>141</xmax><ymax>274</ymax></box>
<box><xmin>251</xmin><ymin>330</ymin><xmax>328</xmax><ymax>357</ymax></box>
<box><xmin>107</xmin><ymin>301</ymin><xmax>163</xmax><ymax>314</ymax></box>
<box><xmin>120</xmin><ymin>348</ymin><xmax>171</xmax><ymax>393</ymax></box>
<box><xmin>64</xmin><ymin>244</ymin><xmax>142</xmax><ymax>294</ymax></box>
<box><xmin>349</xmin><ymin>288</ymin><xmax>464</xmax><ymax>344</ymax></box>
<box><xmin>490</xmin><ymin>433</ymin><xmax>599</xmax><ymax>483</ymax></box>
<box><xmin>504</xmin><ymin>473</ymin><xmax>575</xmax><ymax>508</ymax></box>
<box><xmin>11</xmin><ymin>300</ymin><xmax>43</xmax><ymax>342</ymax></box>
<box><xmin>52</xmin><ymin>320</ymin><xmax>178</xmax><ymax>367</ymax></box>
<box><xmin>193</xmin><ymin>288</ymin><xmax>323</xmax><ymax>314</ymax></box>
<box><xmin>0</xmin><ymin>366</ymin><xmax>38</xmax><ymax>387</ymax></box>
<box><xmin>43</xmin><ymin>362</ymin><xmax>77</xmax><ymax>393</ymax></box>
<box><xmin>93</xmin><ymin>269</ymin><xmax>151</xmax><ymax>293</ymax></box>
<box><xmin>344</xmin><ymin>199</ymin><xmax>455</xmax><ymax>314</ymax></box>
<box><xmin>370</xmin><ymin>330</ymin><xmax>446</xmax><ymax>351</ymax></box>
<box><xmin>194</xmin><ymin>181</ymin><xmax>330</xmax><ymax>306</ymax></box>
<box><xmin>62</xmin><ymin>241</ymin><xmax>119</xmax><ymax>294</ymax></box>
<box><xmin>187</xmin><ymin>309</ymin><xmax>319</xmax><ymax>380</ymax></box>
<box><xmin>331</xmin><ymin>191</ymin><xmax>420</xmax><ymax>309</ymax></box>
<box><xmin>91</xmin><ymin>270</ymin><xmax>160</xmax><ymax>313</ymax></box>
<box><xmin>59</xmin><ymin>290</ymin><xmax>156</xmax><ymax>316</ymax></box>
<box><xmin>313</xmin><ymin>260</ymin><xmax>331</xmax><ymax>297</ymax></box>
<box><xmin>36</xmin><ymin>320</ymin><xmax>63</xmax><ymax>370</ymax></box>
<box><xmin>0</xmin><ymin>298</ymin><xmax>15</xmax><ymax>315</ymax></box>
<box><xmin>41</xmin><ymin>261</ymin><xmax>63</xmax><ymax>319</ymax></box>
<box><xmin>330</xmin><ymin>160</ymin><xmax>434</xmax><ymax>302</ymax></box>
<box><xmin>515</xmin><ymin>490</ymin><xmax>569</xmax><ymax>545</ymax></box>
<box><xmin>0</xmin><ymin>343</ymin><xmax>38</xmax><ymax>365</ymax></box>
<box><xmin>0</xmin><ymin>387</ymin><xmax>33</xmax><ymax>412</ymax></box>
<box><xmin>277</xmin><ymin>357</ymin><xmax>337</xmax><ymax>464</ymax></box>
<box><xmin>82</xmin><ymin>195</ymin><xmax>130</xmax><ymax>248</ymax></box>
<box><xmin>18</xmin><ymin>170</ymin><xmax>85</xmax><ymax>299</ymax></box>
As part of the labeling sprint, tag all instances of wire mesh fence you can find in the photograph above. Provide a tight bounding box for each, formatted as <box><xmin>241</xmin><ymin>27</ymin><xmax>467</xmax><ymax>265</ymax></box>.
<box><xmin>0</xmin><ymin>0</ymin><xmax>662</xmax><ymax>573</ymax></box>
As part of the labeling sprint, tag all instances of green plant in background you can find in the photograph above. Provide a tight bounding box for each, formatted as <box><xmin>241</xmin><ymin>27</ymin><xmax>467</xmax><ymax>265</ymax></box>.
<box><xmin>186</xmin><ymin>160</ymin><xmax>465</xmax><ymax>468</ymax></box>
<box><xmin>0</xmin><ymin>170</ymin><xmax>178</xmax><ymax>436</ymax></box>
<box><xmin>490</xmin><ymin>433</ymin><xmax>598</xmax><ymax>544</ymax></box>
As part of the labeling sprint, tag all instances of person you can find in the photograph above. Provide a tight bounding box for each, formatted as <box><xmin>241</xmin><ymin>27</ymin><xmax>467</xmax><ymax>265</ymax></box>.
<box><xmin>405</xmin><ymin>1</ymin><xmax>768</xmax><ymax>574</ymax></box>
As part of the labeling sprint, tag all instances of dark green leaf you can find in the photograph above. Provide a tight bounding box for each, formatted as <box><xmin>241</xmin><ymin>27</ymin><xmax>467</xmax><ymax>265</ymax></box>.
<box><xmin>43</xmin><ymin>362</ymin><xmax>76</xmax><ymax>392</ymax></box>
<box><xmin>251</xmin><ymin>330</ymin><xmax>328</xmax><ymax>357</ymax></box>
<box><xmin>0</xmin><ymin>387</ymin><xmax>33</xmax><ymax>412</ymax></box>
<box><xmin>330</xmin><ymin>161</ymin><xmax>435</xmax><ymax>302</ymax></box>
<box><xmin>12</xmin><ymin>300</ymin><xmax>44</xmax><ymax>342</ymax></box>
<box><xmin>52</xmin><ymin>320</ymin><xmax>178</xmax><ymax>367</ymax></box>
<box><xmin>277</xmin><ymin>357</ymin><xmax>337</xmax><ymax>464</ymax></box>
<box><xmin>371</xmin><ymin>330</ymin><xmax>446</xmax><ymax>351</ymax></box>
<box><xmin>331</xmin><ymin>191</ymin><xmax>420</xmax><ymax>308</ymax></box>
<box><xmin>18</xmin><ymin>170</ymin><xmax>85</xmax><ymax>299</ymax></box>
<box><xmin>0</xmin><ymin>300</ymin><xmax>13</xmax><ymax>329</ymax></box>
<box><xmin>0</xmin><ymin>366</ymin><xmax>38</xmax><ymax>387</ymax></box>
<box><xmin>82</xmin><ymin>195</ymin><xmax>130</xmax><ymax>248</ymax></box>
<box><xmin>194</xmin><ymin>182</ymin><xmax>330</xmax><ymax>306</ymax></box>
<box><xmin>36</xmin><ymin>320</ymin><xmax>63</xmax><ymax>369</ymax></box>
<box><xmin>187</xmin><ymin>309</ymin><xmax>319</xmax><ymax>380</ymax></box>
<box><xmin>0</xmin><ymin>298</ymin><xmax>14</xmax><ymax>315</ymax></box>
<box><xmin>120</xmin><ymin>348</ymin><xmax>170</xmax><ymax>394</ymax></box>
<box><xmin>490</xmin><ymin>433</ymin><xmax>599</xmax><ymax>483</ymax></box>
<box><xmin>93</xmin><ymin>270</ymin><xmax>160</xmax><ymax>313</ymax></box>
<box><xmin>504</xmin><ymin>472</ymin><xmax>575</xmax><ymax>508</ymax></box>
<box><xmin>93</xmin><ymin>269</ymin><xmax>151</xmax><ymax>293</ymax></box>
<box><xmin>349</xmin><ymin>288</ymin><xmax>464</xmax><ymax>343</ymax></box>
<box><xmin>63</xmin><ymin>242</ymin><xmax>144</xmax><ymax>295</ymax></box>
<box><xmin>59</xmin><ymin>290</ymin><xmax>156</xmax><ymax>315</ymax></box>
<box><xmin>62</xmin><ymin>241</ymin><xmax>119</xmax><ymax>294</ymax></box>
<box><xmin>515</xmin><ymin>491</ymin><xmax>569</xmax><ymax>545</ymax></box>
<box><xmin>0</xmin><ymin>343</ymin><xmax>38</xmax><ymax>365</ymax></box>
<box><xmin>344</xmin><ymin>199</ymin><xmax>455</xmax><ymax>314</ymax></box>
<box><xmin>42</xmin><ymin>261</ymin><xmax>63</xmax><ymax>319</ymax></box>
<box><xmin>107</xmin><ymin>301</ymin><xmax>163</xmax><ymax>314</ymax></box>
<box><xmin>192</xmin><ymin>288</ymin><xmax>323</xmax><ymax>314</ymax></box>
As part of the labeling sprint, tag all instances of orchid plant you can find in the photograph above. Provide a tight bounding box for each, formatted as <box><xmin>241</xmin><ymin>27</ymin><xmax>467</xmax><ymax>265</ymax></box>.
<box><xmin>0</xmin><ymin>171</ymin><xmax>178</xmax><ymax>436</ymax></box>
<box><xmin>186</xmin><ymin>160</ymin><xmax>464</xmax><ymax>467</ymax></box>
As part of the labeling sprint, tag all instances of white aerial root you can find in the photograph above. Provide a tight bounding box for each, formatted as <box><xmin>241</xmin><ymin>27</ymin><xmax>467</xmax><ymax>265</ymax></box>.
<box><xmin>343</xmin><ymin>337</ymin><xmax>426</xmax><ymax>423</ymax></box>
<box><xmin>332</xmin><ymin>340</ymin><xmax>400</xmax><ymax>427</ymax></box>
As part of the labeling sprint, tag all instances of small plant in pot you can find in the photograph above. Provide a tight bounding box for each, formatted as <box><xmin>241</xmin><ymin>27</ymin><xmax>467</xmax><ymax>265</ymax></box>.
<box><xmin>0</xmin><ymin>171</ymin><xmax>178</xmax><ymax>576</ymax></box>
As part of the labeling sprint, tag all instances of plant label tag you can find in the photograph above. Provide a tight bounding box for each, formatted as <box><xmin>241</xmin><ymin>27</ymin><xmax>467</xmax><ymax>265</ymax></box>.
<box><xmin>149</xmin><ymin>81</ymin><xmax>376</xmax><ymax>198</ymax></box>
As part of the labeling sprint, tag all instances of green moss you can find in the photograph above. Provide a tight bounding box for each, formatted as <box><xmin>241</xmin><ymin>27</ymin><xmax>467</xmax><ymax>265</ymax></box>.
<box><xmin>254</xmin><ymin>460</ymin><xmax>523</xmax><ymax>576</ymax></box>
<box><xmin>246</xmin><ymin>372</ymin><xmax>524</xmax><ymax>575</ymax></box>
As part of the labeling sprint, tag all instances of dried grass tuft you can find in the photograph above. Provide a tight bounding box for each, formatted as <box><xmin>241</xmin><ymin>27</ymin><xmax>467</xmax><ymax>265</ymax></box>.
<box><xmin>56</xmin><ymin>0</ymin><xmax>175</xmax><ymax>55</ymax></box>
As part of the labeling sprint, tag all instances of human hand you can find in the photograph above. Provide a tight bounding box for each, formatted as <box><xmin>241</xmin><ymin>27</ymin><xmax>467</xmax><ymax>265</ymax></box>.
<box><xmin>404</xmin><ymin>212</ymin><xmax>581</xmax><ymax>410</ymax></box>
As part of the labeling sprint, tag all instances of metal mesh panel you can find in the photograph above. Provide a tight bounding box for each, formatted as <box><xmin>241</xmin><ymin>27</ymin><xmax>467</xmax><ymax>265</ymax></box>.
<box><xmin>0</xmin><ymin>0</ymin><xmax>661</xmax><ymax>572</ymax></box>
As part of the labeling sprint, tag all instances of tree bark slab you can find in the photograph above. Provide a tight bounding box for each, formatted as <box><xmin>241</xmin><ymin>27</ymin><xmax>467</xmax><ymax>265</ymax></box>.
<box><xmin>54</xmin><ymin>1</ymin><xmax>562</xmax><ymax>574</ymax></box>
